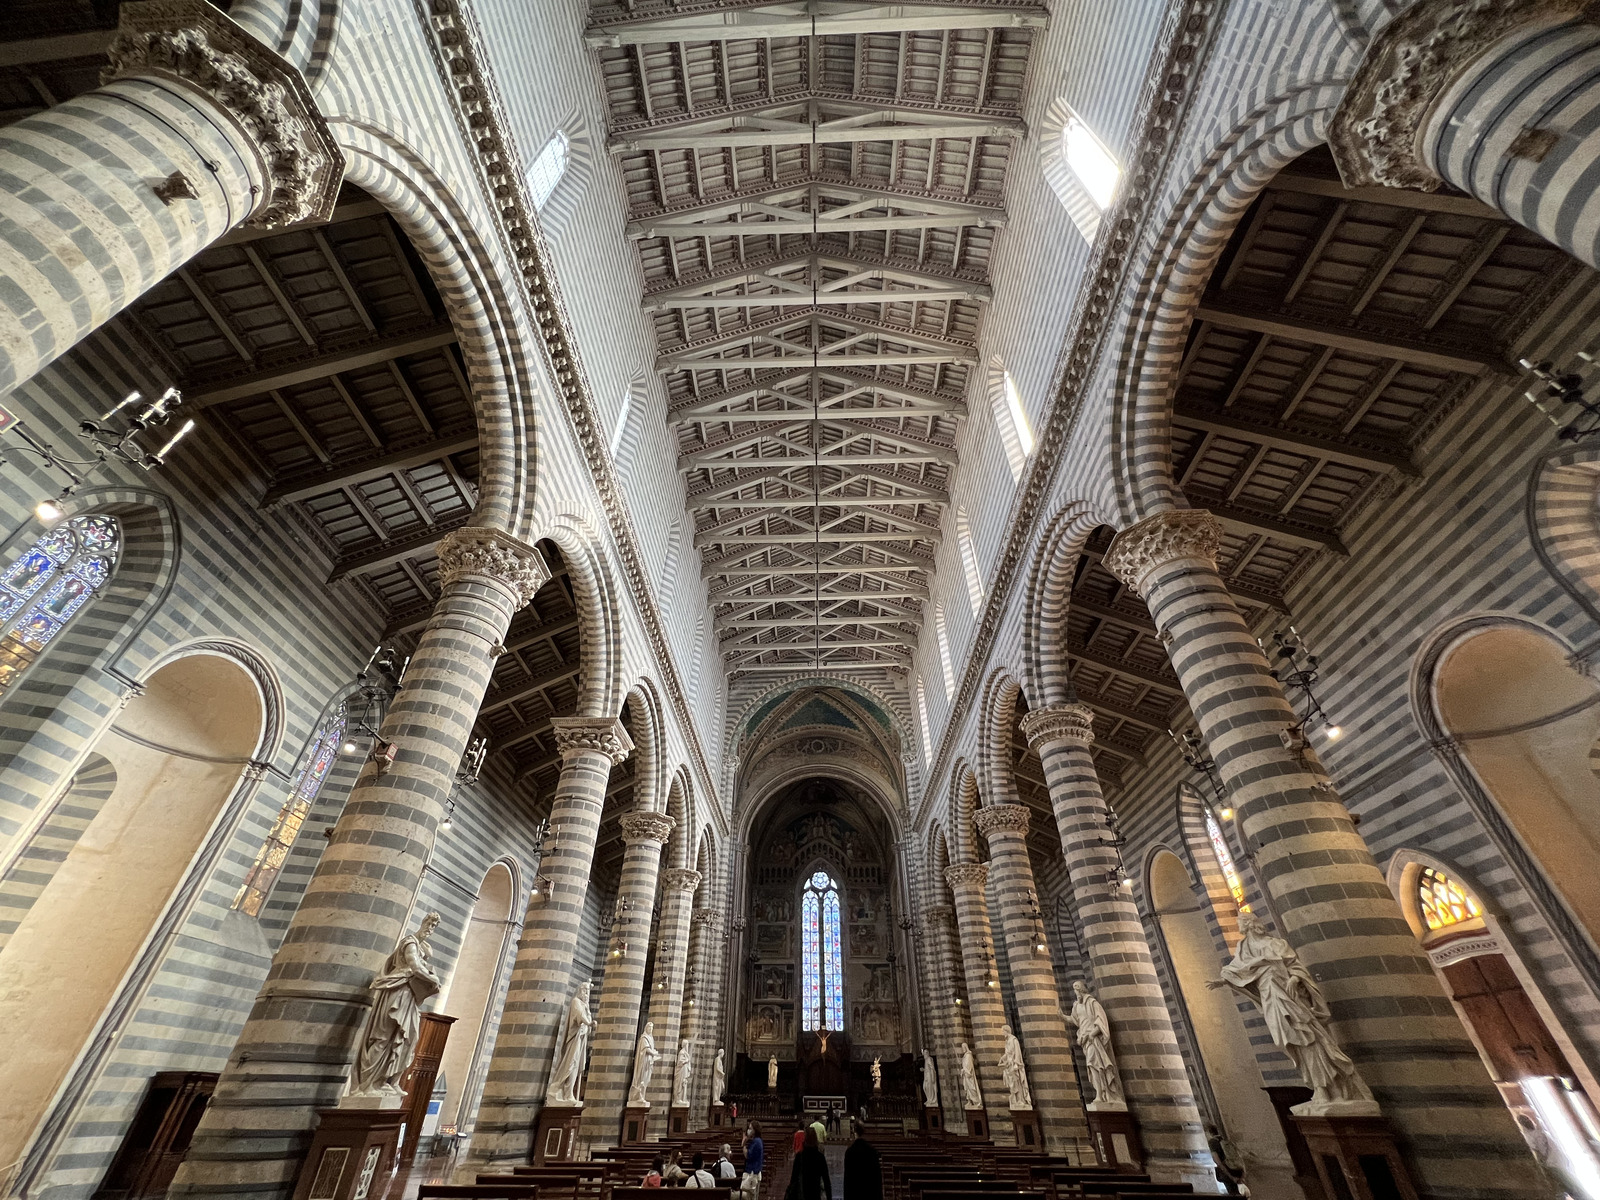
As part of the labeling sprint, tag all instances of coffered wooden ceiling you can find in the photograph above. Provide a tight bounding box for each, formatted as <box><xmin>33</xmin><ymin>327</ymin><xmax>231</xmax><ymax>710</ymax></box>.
<box><xmin>589</xmin><ymin>0</ymin><xmax>1044</xmax><ymax>681</ymax></box>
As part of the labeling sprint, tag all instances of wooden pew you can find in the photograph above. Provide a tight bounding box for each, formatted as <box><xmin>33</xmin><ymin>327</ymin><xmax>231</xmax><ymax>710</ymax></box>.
<box><xmin>417</xmin><ymin>1185</ymin><xmax>539</xmax><ymax>1200</ymax></box>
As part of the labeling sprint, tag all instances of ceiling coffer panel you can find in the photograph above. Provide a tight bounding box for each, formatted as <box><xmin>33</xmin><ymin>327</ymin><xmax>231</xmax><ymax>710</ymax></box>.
<box><xmin>588</xmin><ymin>0</ymin><xmax>1043</xmax><ymax>677</ymax></box>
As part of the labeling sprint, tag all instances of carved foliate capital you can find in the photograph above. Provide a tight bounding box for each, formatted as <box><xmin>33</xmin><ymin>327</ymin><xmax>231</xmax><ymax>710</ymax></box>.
<box><xmin>1103</xmin><ymin>510</ymin><xmax>1223</xmax><ymax>598</ymax></box>
<box><xmin>103</xmin><ymin>0</ymin><xmax>343</xmax><ymax>229</ymax></box>
<box><xmin>1019</xmin><ymin>704</ymin><xmax>1095</xmax><ymax>749</ymax></box>
<box><xmin>975</xmin><ymin>804</ymin><xmax>1031</xmax><ymax>839</ymax></box>
<box><xmin>945</xmin><ymin>862</ymin><xmax>989</xmax><ymax>891</ymax></box>
<box><xmin>550</xmin><ymin>716</ymin><xmax>634</xmax><ymax>765</ymax></box>
<box><xmin>1329</xmin><ymin>0</ymin><xmax>1587</xmax><ymax>191</ymax></box>
<box><xmin>662</xmin><ymin>867</ymin><xmax>702</xmax><ymax>894</ymax></box>
<box><xmin>621</xmin><ymin>810</ymin><xmax>675</xmax><ymax>846</ymax></box>
<box><xmin>437</xmin><ymin>527</ymin><xmax>550</xmax><ymax>606</ymax></box>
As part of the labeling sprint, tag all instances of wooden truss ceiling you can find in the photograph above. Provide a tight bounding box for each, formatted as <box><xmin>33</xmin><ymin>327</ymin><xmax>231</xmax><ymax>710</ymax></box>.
<box><xmin>1174</xmin><ymin>147</ymin><xmax>1587</xmax><ymax>596</ymax></box>
<box><xmin>589</xmin><ymin>0</ymin><xmax>1044</xmax><ymax>678</ymax></box>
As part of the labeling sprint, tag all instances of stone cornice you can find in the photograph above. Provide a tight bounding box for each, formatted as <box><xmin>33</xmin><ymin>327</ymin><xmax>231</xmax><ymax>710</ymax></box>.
<box><xmin>1103</xmin><ymin>510</ymin><xmax>1224</xmax><ymax>598</ymax></box>
<box><xmin>662</xmin><ymin>867</ymin><xmax>702</xmax><ymax>893</ymax></box>
<box><xmin>551</xmin><ymin>715</ymin><xmax>635</xmax><ymax>764</ymax></box>
<box><xmin>621</xmin><ymin>810</ymin><xmax>676</xmax><ymax>845</ymax></box>
<box><xmin>415</xmin><ymin>0</ymin><xmax>724</xmax><ymax>829</ymax></box>
<box><xmin>1019</xmin><ymin>704</ymin><xmax>1095</xmax><ymax>749</ymax></box>
<box><xmin>437</xmin><ymin>526</ymin><xmax>550</xmax><ymax>605</ymax></box>
<box><xmin>105</xmin><ymin>0</ymin><xmax>342</xmax><ymax>229</ymax></box>
<box><xmin>945</xmin><ymin>862</ymin><xmax>989</xmax><ymax>891</ymax></box>
<box><xmin>1329</xmin><ymin>0</ymin><xmax>1589</xmax><ymax>191</ymax></box>
<box><xmin>915</xmin><ymin>0</ymin><xmax>1226</xmax><ymax>823</ymax></box>
<box><xmin>975</xmin><ymin>804</ymin><xmax>1030</xmax><ymax>838</ymax></box>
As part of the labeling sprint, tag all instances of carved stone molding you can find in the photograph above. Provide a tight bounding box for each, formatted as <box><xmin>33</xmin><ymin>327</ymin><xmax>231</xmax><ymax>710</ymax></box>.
<box><xmin>693</xmin><ymin>908</ymin><xmax>722</xmax><ymax>928</ymax></box>
<box><xmin>621</xmin><ymin>810</ymin><xmax>676</xmax><ymax>846</ymax></box>
<box><xmin>103</xmin><ymin>0</ymin><xmax>342</xmax><ymax>229</ymax></box>
<box><xmin>662</xmin><ymin>867</ymin><xmax>702</xmax><ymax>894</ymax></box>
<box><xmin>923</xmin><ymin>904</ymin><xmax>955</xmax><ymax>925</ymax></box>
<box><xmin>550</xmin><ymin>715</ymin><xmax>634</xmax><ymax>765</ymax></box>
<box><xmin>1329</xmin><ymin>0</ymin><xmax>1590</xmax><ymax>191</ymax></box>
<box><xmin>975</xmin><ymin>804</ymin><xmax>1031</xmax><ymax>839</ymax></box>
<box><xmin>1019</xmin><ymin>704</ymin><xmax>1095</xmax><ymax>749</ymax></box>
<box><xmin>1103</xmin><ymin>510</ymin><xmax>1224</xmax><ymax>598</ymax></box>
<box><xmin>437</xmin><ymin>527</ymin><xmax>550</xmax><ymax>606</ymax></box>
<box><xmin>945</xmin><ymin>862</ymin><xmax>989</xmax><ymax>891</ymax></box>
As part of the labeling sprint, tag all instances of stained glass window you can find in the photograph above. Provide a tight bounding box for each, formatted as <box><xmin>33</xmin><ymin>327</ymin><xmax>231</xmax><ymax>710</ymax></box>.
<box><xmin>1418</xmin><ymin>866</ymin><xmax>1482</xmax><ymax>932</ymax></box>
<box><xmin>0</xmin><ymin>515</ymin><xmax>119</xmax><ymax>697</ymax></box>
<box><xmin>1205</xmin><ymin>808</ymin><xmax>1250</xmax><ymax>914</ymax></box>
<box><xmin>801</xmin><ymin>870</ymin><xmax>844</xmax><ymax>1031</ymax></box>
<box><xmin>234</xmin><ymin>702</ymin><xmax>347</xmax><ymax>916</ymax></box>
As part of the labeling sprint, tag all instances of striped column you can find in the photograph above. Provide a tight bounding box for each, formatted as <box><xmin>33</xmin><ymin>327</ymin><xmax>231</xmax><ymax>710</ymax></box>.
<box><xmin>579</xmin><ymin>810</ymin><xmax>673</xmax><ymax>1147</ymax></box>
<box><xmin>685</xmin><ymin>906</ymin><xmax>722</xmax><ymax>1114</ymax></box>
<box><xmin>0</xmin><ymin>0</ymin><xmax>340</xmax><ymax>398</ymax></box>
<box><xmin>1329</xmin><ymin>0</ymin><xmax>1600</xmax><ymax>268</ymax></box>
<box><xmin>922</xmin><ymin>904</ymin><xmax>965</xmax><ymax>1126</ymax></box>
<box><xmin>1020</xmin><ymin>705</ymin><xmax>1214</xmax><ymax>1186</ymax></box>
<box><xmin>169</xmin><ymin>529</ymin><xmax>547</xmax><ymax>1200</ymax></box>
<box><xmin>465</xmin><ymin>716</ymin><xmax>635</xmax><ymax>1168</ymax></box>
<box><xmin>944</xmin><ymin>863</ymin><xmax>1013</xmax><ymax>1140</ymax></box>
<box><xmin>645</xmin><ymin>868</ymin><xmax>700</xmax><ymax>1115</ymax></box>
<box><xmin>1104</xmin><ymin>510</ymin><xmax>1545</xmax><ymax>1197</ymax></box>
<box><xmin>975</xmin><ymin>806</ymin><xmax>1088</xmax><ymax>1153</ymax></box>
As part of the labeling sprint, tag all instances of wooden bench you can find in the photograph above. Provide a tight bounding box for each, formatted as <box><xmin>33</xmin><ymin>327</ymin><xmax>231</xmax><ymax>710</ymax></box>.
<box><xmin>417</xmin><ymin>1186</ymin><xmax>539</xmax><ymax>1200</ymax></box>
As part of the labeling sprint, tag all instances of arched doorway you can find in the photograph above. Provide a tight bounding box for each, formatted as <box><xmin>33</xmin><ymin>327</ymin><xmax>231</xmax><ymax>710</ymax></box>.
<box><xmin>1147</xmin><ymin>849</ymin><xmax>1303</xmax><ymax>1199</ymax></box>
<box><xmin>437</xmin><ymin>860</ymin><xmax>519</xmax><ymax>1133</ymax></box>
<box><xmin>0</xmin><ymin>651</ymin><xmax>264</xmax><ymax>1174</ymax></box>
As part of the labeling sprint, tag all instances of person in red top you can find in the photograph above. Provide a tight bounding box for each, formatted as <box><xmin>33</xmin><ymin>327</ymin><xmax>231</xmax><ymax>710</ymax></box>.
<box><xmin>791</xmin><ymin>1118</ymin><xmax>808</xmax><ymax>1154</ymax></box>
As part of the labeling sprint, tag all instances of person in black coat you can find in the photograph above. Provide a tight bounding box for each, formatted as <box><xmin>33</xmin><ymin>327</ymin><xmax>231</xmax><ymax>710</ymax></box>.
<box><xmin>786</xmin><ymin>1129</ymin><xmax>831</xmax><ymax>1200</ymax></box>
<box><xmin>843</xmin><ymin>1121</ymin><xmax>881</xmax><ymax>1200</ymax></box>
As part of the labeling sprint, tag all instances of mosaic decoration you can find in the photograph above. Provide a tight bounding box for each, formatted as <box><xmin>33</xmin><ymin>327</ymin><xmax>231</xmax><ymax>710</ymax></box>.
<box><xmin>1419</xmin><ymin>866</ymin><xmax>1482</xmax><ymax>932</ymax></box>
<box><xmin>801</xmin><ymin>870</ymin><xmax>845</xmax><ymax>1031</ymax></box>
<box><xmin>1205</xmin><ymin>808</ymin><xmax>1251</xmax><ymax>914</ymax></box>
<box><xmin>0</xmin><ymin>516</ymin><xmax>119</xmax><ymax>696</ymax></box>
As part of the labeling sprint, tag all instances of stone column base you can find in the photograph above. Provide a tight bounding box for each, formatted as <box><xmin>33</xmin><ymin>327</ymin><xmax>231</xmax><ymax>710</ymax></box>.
<box><xmin>623</xmin><ymin>1106</ymin><xmax>652</xmax><ymax>1144</ymax></box>
<box><xmin>1293</xmin><ymin>1114</ymin><xmax>1420</xmax><ymax>1200</ymax></box>
<box><xmin>1086</xmin><ymin>1108</ymin><xmax>1144</xmax><ymax>1173</ymax></box>
<box><xmin>964</xmin><ymin>1109</ymin><xmax>988</xmax><ymax>1138</ymax></box>
<box><xmin>291</xmin><ymin>1109</ymin><xmax>403</xmax><ymax>1200</ymax></box>
<box><xmin>533</xmin><ymin>1107</ymin><xmax>582</xmax><ymax>1164</ymax></box>
<box><xmin>1010</xmin><ymin>1109</ymin><xmax>1042</xmax><ymax>1149</ymax></box>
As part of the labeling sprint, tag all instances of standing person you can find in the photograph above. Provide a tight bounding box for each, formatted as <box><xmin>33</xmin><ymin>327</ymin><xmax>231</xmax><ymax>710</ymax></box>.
<box><xmin>809</xmin><ymin>1112</ymin><xmax>827</xmax><ymax>1146</ymax></box>
<box><xmin>785</xmin><ymin>1130</ymin><xmax>831</xmax><ymax>1200</ymax></box>
<box><xmin>843</xmin><ymin>1120</ymin><xmax>881</xmax><ymax>1200</ymax></box>
<box><xmin>1206</xmin><ymin>1124</ymin><xmax>1246</xmax><ymax>1196</ymax></box>
<box><xmin>742</xmin><ymin>1121</ymin><xmax>765</xmax><ymax>1200</ymax></box>
<box><xmin>792</xmin><ymin>1118</ymin><xmax>808</xmax><ymax>1154</ymax></box>
<box><xmin>685</xmin><ymin>1152</ymin><xmax>717</xmax><ymax>1187</ymax></box>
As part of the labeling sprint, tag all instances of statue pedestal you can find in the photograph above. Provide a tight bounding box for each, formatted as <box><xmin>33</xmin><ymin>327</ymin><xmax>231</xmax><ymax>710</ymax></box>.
<box><xmin>1086</xmin><ymin>1108</ymin><xmax>1144</xmax><ymax>1172</ymax></box>
<box><xmin>709</xmin><ymin>1102</ymin><xmax>726</xmax><ymax>1127</ymax></box>
<box><xmin>533</xmin><ymin>1106</ymin><xmax>582</xmax><ymax>1165</ymax></box>
<box><xmin>964</xmin><ymin>1108</ymin><xmax>987</xmax><ymax>1138</ymax></box>
<box><xmin>291</xmin><ymin>1108</ymin><xmax>402</xmax><ymax>1200</ymax></box>
<box><xmin>922</xmin><ymin>1105</ymin><xmax>942</xmax><ymax>1132</ymax></box>
<box><xmin>668</xmin><ymin>1106</ymin><xmax>689</xmax><ymax>1135</ymax></box>
<box><xmin>1009</xmin><ymin>1108</ymin><xmax>1042</xmax><ymax>1148</ymax></box>
<box><xmin>623</xmin><ymin>1105</ymin><xmax>651</xmax><ymax>1144</ymax></box>
<box><xmin>1292</xmin><ymin>1113</ymin><xmax>1419</xmax><ymax>1200</ymax></box>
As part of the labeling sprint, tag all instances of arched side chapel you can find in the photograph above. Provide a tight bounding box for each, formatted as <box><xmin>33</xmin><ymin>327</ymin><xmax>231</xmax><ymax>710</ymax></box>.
<box><xmin>8</xmin><ymin>1</ymin><xmax>1600</xmax><ymax>1199</ymax></box>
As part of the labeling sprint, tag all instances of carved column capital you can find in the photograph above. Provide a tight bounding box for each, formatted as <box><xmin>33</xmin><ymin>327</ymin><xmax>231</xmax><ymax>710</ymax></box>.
<box><xmin>1329</xmin><ymin>0</ymin><xmax>1587</xmax><ymax>191</ymax></box>
<box><xmin>945</xmin><ymin>862</ymin><xmax>989</xmax><ymax>891</ymax></box>
<box><xmin>550</xmin><ymin>716</ymin><xmax>634</xmax><ymax>765</ymax></box>
<box><xmin>1019</xmin><ymin>704</ymin><xmax>1095</xmax><ymax>749</ymax></box>
<box><xmin>621</xmin><ymin>810</ymin><xmax>675</xmax><ymax>846</ymax></box>
<box><xmin>975</xmin><ymin>804</ymin><xmax>1031</xmax><ymax>840</ymax></box>
<box><xmin>437</xmin><ymin>527</ymin><xmax>551</xmax><ymax>606</ymax></box>
<box><xmin>1103</xmin><ymin>510</ymin><xmax>1224</xmax><ymax>598</ymax></box>
<box><xmin>662</xmin><ymin>867</ymin><xmax>702</xmax><ymax>894</ymax></box>
<box><xmin>102</xmin><ymin>0</ymin><xmax>343</xmax><ymax>229</ymax></box>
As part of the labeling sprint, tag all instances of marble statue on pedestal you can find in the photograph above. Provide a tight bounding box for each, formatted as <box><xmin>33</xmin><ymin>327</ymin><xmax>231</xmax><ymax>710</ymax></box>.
<box><xmin>958</xmin><ymin>1042</ymin><xmax>982</xmax><ymax>1110</ymax></box>
<box><xmin>628</xmin><ymin>1021</ymin><xmax>660</xmax><ymax>1107</ymax></box>
<box><xmin>767</xmin><ymin>1054</ymin><xmax>778</xmax><ymax>1090</ymax></box>
<box><xmin>674</xmin><ymin>1038</ymin><xmax>694</xmax><ymax>1107</ymax></box>
<box><xmin>922</xmin><ymin>1052</ymin><xmax>939</xmax><ymax>1107</ymax></box>
<box><xmin>1000</xmin><ymin>1025</ymin><xmax>1031</xmax><ymax>1110</ymax></box>
<box><xmin>347</xmin><ymin>911</ymin><xmax>443</xmax><ymax>1106</ymax></box>
<box><xmin>711</xmin><ymin>1047</ymin><xmax>726</xmax><ymax>1104</ymax></box>
<box><xmin>1066</xmin><ymin>981</ymin><xmax>1126</xmax><ymax>1111</ymax></box>
<box><xmin>871</xmin><ymin>1055</ymin><xmax>882</xmax><ymax>1091</ymax></box>
<box><xmin>1211</xmin><ymin>912</ymin><xmax>1377</xmax><ymax>1116</ymax></box>
<box><xmin>546</xmin><ymin>982</ymin><xmax>595</xmax><ymax>1105</ymax></box>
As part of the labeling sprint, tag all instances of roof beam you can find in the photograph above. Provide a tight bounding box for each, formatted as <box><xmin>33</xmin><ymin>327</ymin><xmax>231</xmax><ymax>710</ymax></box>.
<box><xmin>586</xmin><ymin>2</ymin><xmax>1049</xmax><ymax>46</ymax></box>
<box><xmin>189</xmin><ymin>324</ymin><xmax>458</xmax><ymax>407</ymax></box>
<box><xmin>628</xmin><ymin>181</ymin><xmax>1005</xmax><ymax>238</ymax></box>
<box><xmin>611</xmin><ymin>105</ymin><xmax>1023</xmax><ymax>152</ymax></box>
<box><xmin>1196</xmin><ymin>499</ymin><xmax>1350</xmax><ymax>554</ymax></box>
<box><xmin>717</xmin><ymin>615</ymin><xmax>920</xmax><ymax>630</ymax></box>
<box><xmin>1171</xmin><ymin>395</ymin><xmax>1419</xmax><ymax>478</ymax></box>
<box><xmin>1194</xmin><ymin>299</ymin><xmax>1510</xmax><ymax>376</ymax></box>
<box><xmin>325</xmin><ymin>513</ymin><xmax>471</xmax><ymax>582</ymax></box>
<box><xmin>480</xmin><ymin>661</ymin><xmax>584</xmax><ymax>713</ymax></box>
<box><xmin>261</xmin><ymin>429</ymin><xmax>479</xmax><ymax>505</ymax></box>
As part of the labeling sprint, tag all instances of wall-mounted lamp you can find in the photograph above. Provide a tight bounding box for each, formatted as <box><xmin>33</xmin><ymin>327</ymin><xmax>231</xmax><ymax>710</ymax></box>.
<box><xmin>1263</xmin><ymin>627</ymin><xmax>1341</xmax><ymax>743</ymax></box>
